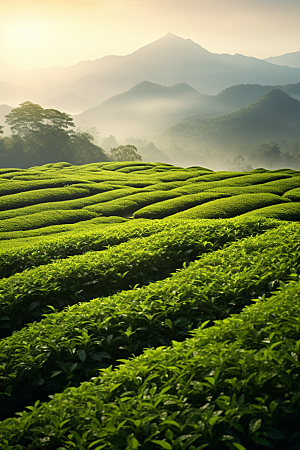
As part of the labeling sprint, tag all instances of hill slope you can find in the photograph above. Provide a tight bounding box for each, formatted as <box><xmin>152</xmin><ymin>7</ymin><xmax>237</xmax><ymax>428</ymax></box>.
<box><xmin>164</xmin><ymin>89</ymin><xmax>300</xmax><ymax>147</ymax></box>
<box><xmin>74</xmin><ymin>81</ymin><xmax>300</xmax><ymax>137</ymax></box>
<box><xmin>265</xmin><ymin>50</ymin><xmax>300</xmax><ymax>68</ymax></box>
<box><xmin>0</xmin><ymin>162</ymin><xmax>299</xmax><ymax>449</ymax></box>
<box><xmin>74</xmin><ymin>81</ymin><xmax>208</xmax><ymax>135</ymax></box>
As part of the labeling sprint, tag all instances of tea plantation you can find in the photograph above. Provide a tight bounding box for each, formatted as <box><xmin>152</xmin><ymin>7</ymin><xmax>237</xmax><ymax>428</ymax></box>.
<box><xmin>0</xmin><ymin>161</ymin><xmax>299</xmax><ymax>450</ymax></box>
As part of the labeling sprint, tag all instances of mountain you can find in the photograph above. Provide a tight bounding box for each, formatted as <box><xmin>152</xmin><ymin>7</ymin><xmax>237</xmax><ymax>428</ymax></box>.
<box><xmin>2</xmin><ymin>33</ymin><xmax>300</xmax><ymax>109</ymax></box>
<box><xmin>74</xmin><ymin>81</ymin><xmax>207</xmax><ymax>136</ymax></box>
<box><xmin>74</xmin><ymin>80</ymin><xmax>300</xmax><ymax>138</ymax></box>
<box><xmin>70</xmin><ymin>34</ymin><xmax>300</xmax><ymax>104</ymax></box>
<box><xmin>215</xmin><ymin>82</ymin><xmax>300</xmax><ymax>109</ymax></box>
<box><xmin>163</xmin><ymin>89</ymin><xmax>300</xmax><ymax>147</ymax></box>
<box><xmin>265</xmin><ymin>51</ymin><xmax>300</xmax><ymax>68</ymax></box>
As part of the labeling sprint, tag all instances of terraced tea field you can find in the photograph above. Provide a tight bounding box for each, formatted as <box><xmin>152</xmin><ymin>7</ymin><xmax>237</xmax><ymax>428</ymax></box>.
<box><xmin>0</xmin><ymin>162</ymin><xmax>299</xmax><ymax>449</ymax></box>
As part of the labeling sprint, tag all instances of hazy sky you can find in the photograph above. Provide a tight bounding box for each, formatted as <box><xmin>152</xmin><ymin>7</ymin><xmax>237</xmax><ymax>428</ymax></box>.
<box><xmin>1</xmin><ymin>0</ymin><xmax>300</xmax><ymax>70</ymax></box>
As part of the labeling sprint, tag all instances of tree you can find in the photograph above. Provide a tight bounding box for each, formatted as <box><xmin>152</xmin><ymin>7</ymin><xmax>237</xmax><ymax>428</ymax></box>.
<box><xmin>0</xmin><ymin>125</ymin><xmax>3</xmax><ymax>135</ymax></box>
<box><xmin>70</xmin><ymin>131</ymin><xmax>108</xmax><ymax>165</ymax></box>
<box><xmin>5</xmin><ymin>101</ymin><xmax>75</xmax><ymax>164</ymax></box>
<box><xmin>250</xmin><ymin>142</ymin><xmax>282</xmax><ymax>169</ymax></box>
<box><xmin>110</xmin><ymin>145</ymin><xmax>142</xmax><ymax>161</ymax></box>
<box><xmin>101</xmin><ymin>135</ymin><xmax>118</xmax><ymax>151</ymax></box>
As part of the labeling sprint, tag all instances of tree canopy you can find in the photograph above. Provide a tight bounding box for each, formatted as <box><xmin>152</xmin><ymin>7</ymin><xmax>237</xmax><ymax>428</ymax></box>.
<box><xmin>110</xmin><ymin>145</ymin><xmax>142</xmax><ymax>161</ymax></box>
<box><xmin>2</xmin><ymin>102</ymin><xmax>108</xmax><ymax>168</ymax></box>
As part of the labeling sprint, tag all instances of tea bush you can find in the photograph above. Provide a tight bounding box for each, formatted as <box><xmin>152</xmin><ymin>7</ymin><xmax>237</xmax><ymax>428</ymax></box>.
<box><xmin>0</xmin><ymin>186</ymin><xmax>92</xmax><ymax>211</ymax></box>
<box><xmin>133</xmin><ymin>192</ymin><xmax>230</xmax><ymax>219</ymax></box>
<box><xmin>0</xmin><ymin>209</ymin><xmax>98</xmax><ymax>233</ymax></box>
<box><xmin>283</xmin><ymin>187</ymin><xmax>300</xmax><ymax>201</ymax></box>
<box><xmin>240</xmin><ymin>202</ymin><xmax>300</xmax><ymax>221</ymax></box>
<box><xmin>0</xmin><ymin>222</ymin><xmax>298</xmax><ymax>420</ymax></box>
<box><xmin>0</xmin><ymin>218</ymin><xmax>278</xmax><ymax>336</ymax></box>
<box><xmin>1</xmin><ymin>274</ymin><xmax>300</xmax><ymax>449</ymax></box>
<box><xmin>85</xmin><ymin>190</ymin><xmax>182</xmax><ymax>216</ymax></box>
<box><xmin>171</xmin><ymin>193</ymin><xmax>290</xmax><ymax>219</ymax></box>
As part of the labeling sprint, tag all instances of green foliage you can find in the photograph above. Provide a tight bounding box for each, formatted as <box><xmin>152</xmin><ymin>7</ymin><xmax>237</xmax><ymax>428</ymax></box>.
<box><xmin>172</xmin><ymin>193</ymin><xmax>290</xmax><ymax>219</ymax></box>
<box><xmin>0</xmin><ymin>186</ymin><xmax>91</xmax><ymax>211</ymax></box>
<box><xmin>283</xmin><ymin>187</ymin><xmax>300</xmax><ymax>201</ymax></box>
<box><xmin>134</xmin><ymin>192</ymin><xmax>230</xmax><ymax>219</ymax></box>
<box><xmin>0</xmin><ymin>161</ymin><xmax>299</xmax><ymax>446</ymax></box>
<box><xmin>85</xmin><ymin>190</ymin><xmax>182</xmax><ymax>216</ymax></box>
<box><xmin>0</xmin><ymin>209</ymin><xmax>98</xmax><ymax>233</ymax></box>
<box><xmin>3</xmin><ymin>102</ymin><xmax>109</xmax><ymax>167</ymax></box>
<box><xmin>0</xmin><ymin>219</ymin><xmax>171</xmax><ymax>278</ymax></box>
<box><xmin>0</xmin><ymin>219</ymin><xmax>294</xmax><ymax>420</ymax></box>
<box><xmin>0</xmin><ymin>218</ymin><xmax>273</xmax><ymax>337</ymax></box>
<box><xmin>110</xmin><ymin>145</ymin><xmax>142</xmax><ymax>162</ymax></box>
<box><xmin>0</xmin><ymin>243</ymin><xmax>299</xmax><ymax>448</ymax></box>
<box><xmin>240</xmin><ymin>202</ymin><xmax>300</xmax><ymax>221</ymax></box>
<box><xmin>0</xmin><ymin>216</ymin><xmax>127</xmax><ymax>243</ymax></box>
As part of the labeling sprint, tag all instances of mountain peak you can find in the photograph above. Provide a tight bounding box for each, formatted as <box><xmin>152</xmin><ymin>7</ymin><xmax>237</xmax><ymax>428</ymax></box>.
<box><xmin>256</xmin><ymin>88</ymin><xmax>299</xmax><ymax>104</ymax></box>
<box><xmin>129</xmin><ymin>33</ymin><xmax>212</xmax><ymax>65</ymax></box>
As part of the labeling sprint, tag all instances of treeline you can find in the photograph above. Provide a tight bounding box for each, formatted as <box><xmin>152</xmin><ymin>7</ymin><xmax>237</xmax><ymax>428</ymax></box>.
<box><xmin>0</xmin><ymin>102</ymin><xmax>141</xmax><ymax>168</ymax></box>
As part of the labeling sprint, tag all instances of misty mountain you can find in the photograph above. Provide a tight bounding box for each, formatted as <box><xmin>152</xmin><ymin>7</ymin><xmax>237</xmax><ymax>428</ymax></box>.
<box><xmin>73</xmin><ymin>80</ymin><xmax>300</xmax><ymax>138</ymax></box>
<box><xmin>74</xmin><ymin>81</ymin><xmax>209</xmax><ymax>136</ymax></box>
<box><xmin>265</xmin><ymin>51</ymin><xmax>300</xmax><ymax>68</ymax></box>
<box><xmin>70</xmin><ymin>34</ymin><xmax>300</xmax><ymax>104</ymax></box>
<box><xmin>163</xmin><ymin>89</ymin><xmax>300</xmax><ymax>148</ymax></box>
<box><xmin>2</xmin><ymin>33</ymin><xmax>300</xmax><ymax>110</ymax></box>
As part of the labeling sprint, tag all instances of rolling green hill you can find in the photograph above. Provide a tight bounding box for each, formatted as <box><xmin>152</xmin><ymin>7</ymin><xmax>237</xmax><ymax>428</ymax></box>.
<box><xmin>0</xmin><ymin>161</ymin><xmax>299</xmax><ymax>449</ymax></box>
<box><xmin>164</xmin><ymin>89</ymin><xmax>300</xmax><ymax>148</ymax></box>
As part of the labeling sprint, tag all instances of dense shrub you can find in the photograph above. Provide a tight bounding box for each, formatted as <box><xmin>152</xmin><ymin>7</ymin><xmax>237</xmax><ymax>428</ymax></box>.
<box><xmin>0</xmin><ymin>209</ymin><xmax>98</xmax><ymax>233</ymax></box>
<box><xmin>133</xmin><ymin>192</ymin><xmax>230</xmax><ymax>219</ymax></box>
<box><xmin>172</xmin><ymin>193</ymin><xmax>290</xmax><ymax>219</ymax></box>
<box><xmin>1</xmin><ymin>272</ymin><xmax>300</xmax><ymax>448</ymax></box>
<box><xmin>240</xmin><ymin>202</ymin><xmax>300</xmax><ymax>221</ymax></box>
<box><xmin>283</xmin><ymin>187</ymin><xmax>300</xmax><ymax>201</ymax></box>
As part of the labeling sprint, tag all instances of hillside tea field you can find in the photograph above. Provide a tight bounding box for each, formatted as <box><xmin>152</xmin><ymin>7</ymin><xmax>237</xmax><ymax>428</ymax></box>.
<box><xmin>0</xmin><ymin>161</ymin><xmax>299</xmax><ymax>450</ymax></box>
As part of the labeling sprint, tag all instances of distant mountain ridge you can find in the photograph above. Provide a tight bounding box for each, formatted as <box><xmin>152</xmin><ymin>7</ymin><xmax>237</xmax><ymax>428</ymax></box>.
<box><xmin>74</xmin><ymin>81</ymin><xmax>206</xmax><ymax>136</ymax></box>
<box><xmin>265</xmin><ymin>51</ymin><xmax>300</xmax><ymax>68</ymax></box>
<box><xmin>163</xmin><ymin>89</ymin><xmax>300</xmax><ymax>147</ymax></box>
<box><xmin>74</xmin><ymin>80</ymin><xmax>300</xmax><ymax>138</ymax></box>
<box><xmin>2</xmin><ymin>33</ymin><xmax>300</xmax><ymax>111</ymax></box>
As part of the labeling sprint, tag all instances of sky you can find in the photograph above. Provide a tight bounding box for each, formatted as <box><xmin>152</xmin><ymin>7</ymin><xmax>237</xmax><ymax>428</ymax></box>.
<box><xmin>1</xmin><ymin>0</ymin><xmax>300</xmax><ymax>70</ymax></box>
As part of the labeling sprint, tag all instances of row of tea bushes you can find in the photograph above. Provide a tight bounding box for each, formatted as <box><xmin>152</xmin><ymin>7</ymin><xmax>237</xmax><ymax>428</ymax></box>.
<box><xmin>0</xmin><ymin>186</ymin><xmax>140</xmax><ymax>221</ymax></box>
<box><xmin>0</xmin><ymin>185</ymin><xmax>93</xmax><ymax>211</ymax></box>
<box><xmin>0</xmin><ymin>209</ymin><xmax>99</xmax><ymax>233</ymax></box>
<box><xmin>0</xmin><ymin>222</ymin><xmax>298</xmax><ymax>420</ymax></box>
<box><xmin>240</xmin><ymin>202</ymin><xmax>300</xmax><ymax>221</ymax></box>
<box><xmin>0</xmin><ymin>177</ymin><xmax>92</xmax><ymax>197</ymax></box>
<box><xmin>0</xmin><ymin>216</ymin><xmax>127</xmax><ymax>242</ymax></box>
<box><xmin>1</xmin><ymin>274</ymin><xmax>300</xmax><ymax>448</ymax></box>
<box><xmin>0</xmin><ymin>219</ymin><xmax>180</xmax><ymax>278</ymax></box>
<box><xmin>0</xmin><ymin>164</ymin><xmax>298</xmax><ymax>223</ymax></box>
<box><xmin>84</xmin><ymin>190</ymin><xmax>182</xmax><ymax>216</ymax></box>
<box><xmin>0</xmin><ymin>217</ymin><xmax>281</xmax><ymax>278</ymax></box>
<box><xmin>0</xmin><ymin>218</ymin><xmax>279</xmax><ymax>336</ymax></box>
<box><xmin>133</xmin><ymin>192</ymin><xmax>230</xmax><ymax>219</ymax></box>
<box><xmin>283</xmin><ymin>187</ymin><xmax>300</xmax><ymax>201</ymax></box>
<box><xmin>171</xmin><ymin>193</ymin><xmax>290</xmax><ymax>219</ymax></box>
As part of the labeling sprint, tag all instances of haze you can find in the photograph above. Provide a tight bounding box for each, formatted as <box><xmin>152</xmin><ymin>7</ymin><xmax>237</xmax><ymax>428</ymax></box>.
<box><xmin>1</xmin><ymin>0</ymin><xmax>300</xmax><ymax>70</ymax></box>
